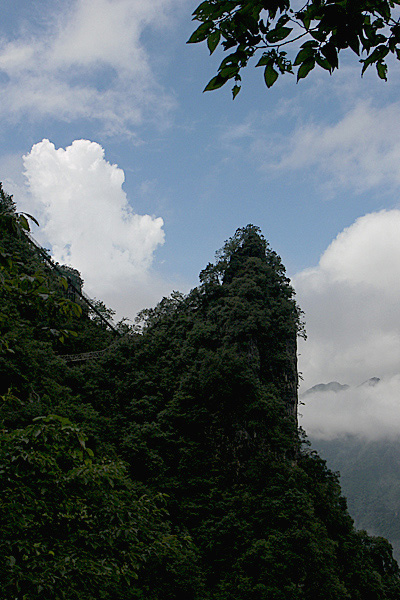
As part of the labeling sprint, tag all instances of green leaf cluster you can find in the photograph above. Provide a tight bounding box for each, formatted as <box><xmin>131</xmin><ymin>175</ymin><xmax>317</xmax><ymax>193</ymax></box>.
<box><xmin>188</xmin><ymin>0</ymin><xmax>400</xmax><ymax>95</ymax></box>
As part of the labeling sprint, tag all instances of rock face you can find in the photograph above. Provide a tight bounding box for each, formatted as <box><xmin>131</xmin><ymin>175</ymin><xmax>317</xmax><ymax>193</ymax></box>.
<box><xmin>284</xmin><ymin>334</ymin><xmax>299</xmax><ymax>421</ymax></box>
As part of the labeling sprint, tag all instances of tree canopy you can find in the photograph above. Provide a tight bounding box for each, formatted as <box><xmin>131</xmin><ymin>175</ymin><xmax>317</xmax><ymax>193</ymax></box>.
<box><xmin>188</xmin><ymin>0</ymin><xmax>400</xmax><ymax>96</ymax></box>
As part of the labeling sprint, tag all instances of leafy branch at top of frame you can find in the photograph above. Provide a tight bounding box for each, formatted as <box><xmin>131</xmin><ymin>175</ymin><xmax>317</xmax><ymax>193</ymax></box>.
<box><xmin>188</xmin><ymin>0</ymin><xmax>400</xmax><ymax>97</ymax></box>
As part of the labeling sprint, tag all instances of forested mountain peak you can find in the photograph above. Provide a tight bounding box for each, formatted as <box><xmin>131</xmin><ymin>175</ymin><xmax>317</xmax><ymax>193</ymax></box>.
<box><xmin>2</xmin><ymin>200</ymin><xmax>400</xmax><ymax>599</ymax></box>
<box><xmin>201</xmin><ymin>225</ymin><xmax>301</xmax><ymax>423</ymax></box>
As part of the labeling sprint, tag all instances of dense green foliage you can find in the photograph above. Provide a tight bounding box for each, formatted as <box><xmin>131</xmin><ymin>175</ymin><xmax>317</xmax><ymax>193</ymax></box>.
<box><xmin>2</xmin><ymin>185</ymin><xmax>400</xmax><ymax>598</ymax></box>
<box><xmin>0</xmin><ymin>187</ymin><xmax>200</xmax><ymax>599</ymax></box>
<box><xmin>188</xmin><ymin>0</ymin><xmax>400</xmax><ymax>97</ymax></box>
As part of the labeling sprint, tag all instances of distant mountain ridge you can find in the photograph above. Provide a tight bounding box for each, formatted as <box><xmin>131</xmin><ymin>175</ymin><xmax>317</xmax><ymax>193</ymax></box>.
<box><xmin>358</xmin><ymin>376</ymin><xmax>381</xmax><ymax>387</ymax></box>
<box><xmin>303</xmin><ymin>381</ymin><xmax>349</xmax><ymax>395</ymax></box>
<box><xmin>303</xmin><ymin>377</ymin><xmax>380</xmax><ymax>396</ymax></box>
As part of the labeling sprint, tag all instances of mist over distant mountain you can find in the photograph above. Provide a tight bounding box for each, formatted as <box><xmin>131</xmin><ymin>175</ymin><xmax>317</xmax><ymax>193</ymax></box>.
<box><xmin>302</xmin><ymin>376</ymin><xmax>400</xmax><ymax>562</ymax></box>
<box><xmin>299</xmin><ymin>374</ymin><xmax>400</xmax><ymax>440</ymax></box>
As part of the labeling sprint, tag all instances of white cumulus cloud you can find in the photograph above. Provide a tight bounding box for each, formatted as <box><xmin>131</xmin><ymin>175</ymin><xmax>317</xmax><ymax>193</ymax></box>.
<box><xmin>295</xmin><ymin>209</ymin><xmax>400</xmax><ymax>438</ymax></box>
<box><xmin>22</xmin><ymin>139</ymin><xmax>169</xmax><ymax>318</ymax></box>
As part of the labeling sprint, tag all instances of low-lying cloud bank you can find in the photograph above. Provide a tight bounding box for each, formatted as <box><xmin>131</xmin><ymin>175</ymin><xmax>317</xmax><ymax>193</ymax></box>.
<box><xmin>300</xmin><ymin>376</ymin><xmax>400</xmax><ymax>440</ymax></box>
<box><xmin>294</xmin><ymin>209</ymin><xmax>400</xmax><ymax>439</ymax></box>
<box><xmin>22</xmin><ymin>139</ymin><xmax>172</xmax><ymax>320</ymax></box>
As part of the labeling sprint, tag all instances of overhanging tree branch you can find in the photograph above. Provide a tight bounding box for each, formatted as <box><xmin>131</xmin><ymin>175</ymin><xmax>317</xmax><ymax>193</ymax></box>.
<box><xmin>188</xmin><ymin>0</ymin><xmax>400</xmax><ymax>96</ymax></box>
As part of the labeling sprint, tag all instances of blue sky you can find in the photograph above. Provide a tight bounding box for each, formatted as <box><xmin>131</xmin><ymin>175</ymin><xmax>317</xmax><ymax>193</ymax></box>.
<box><xmin>2</xmin><ymin>0</ymin><xmax>400</xmax><ymax>434</ymax></box>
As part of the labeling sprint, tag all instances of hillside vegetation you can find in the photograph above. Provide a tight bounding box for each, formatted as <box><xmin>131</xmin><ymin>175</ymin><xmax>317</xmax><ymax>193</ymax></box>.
<box><xmin>1</xmin><ymin>184</ymin><xmax>400</xmax><ymax>599</ymax></box>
